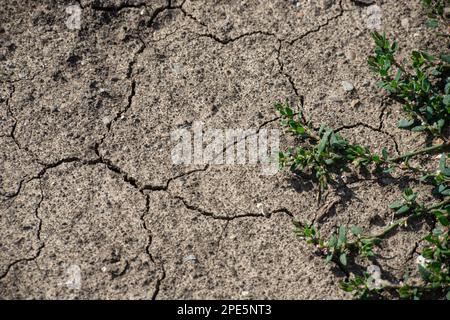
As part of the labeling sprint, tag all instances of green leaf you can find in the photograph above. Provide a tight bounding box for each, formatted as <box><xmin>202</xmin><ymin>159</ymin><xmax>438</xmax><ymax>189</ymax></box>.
<box><xmin>436</xmin><ymin>119</ymin><xmax>445</xmax><ymax>133</ymax></box>
<box><xmin>404</xmin><ymin>191</ymin><xmax>417</xmax><ymax>202</ymax></box>
<box><xmin>339</xmin><ymin>280</ymin><xmax>355</xmax><ymax>292</ymax></box>
<box><xmin>318</xmin><ymin>129</ymin><xmax>332</xmax><ymax>153</ymax></box>
<box><xmin>442</xmin><ymin>93</ymin><xmax>450</xmax><ymax>106</ymax></box>
<box><xmin>372</xmin><ymin>155</ymin><xmax>381</xmax><ymax>163</ymax></box>
<box><xmin>328</xmin><ymin>234</ymin><xmax>337</xmax><ymax>248</ymax></box>
<box><xmin>411</xmin><ymin>126</ymin><xmax>427</xmax><ymax>132</ymax></box>
<box><xmin>382</xmin><ymin>148</ymin><xmax>389</xmax><ymax>160</ymax></box>
<box><xmin>404</xmin><ymin>188</ymin><xmax>413</xmax><ymax>197</ymax></box>
<box><xmin>425</xmin><ymin>19</ymin><xmax>438</xmax><ymax>28</ymax></box>
<box><xmin>391</xmin><ymin>41</ymin><xmax>399</xmax><ymax>52</ymax></box>
<box><xmin>418</xmin><ymin>264</ymin><xmax>431</xmax><ymax>282</ymax></box>
<box><xmin>439</xmin><ymin>154</ymin><xmax>446</xmax><ymax>172</ymax></box>
<box><xmin>421</xmin><ymin>51</ymin><xmax>435</xmax><ymax>62</ymax></box>
<box><xmin>351</xmin><ymin>226</ymin><xmax>363</xmax><ymax>236</ymax></box>
<box><xmin>438</xmin><ymin>215</ymin><xmax>449</xmax><ymax>227</ymax></box>
<box><xmin>399</xmin><ymin>286</ymin><xmax>412</xmax><ymax>299</ymax></box>
<box><xmin>394</xmin><ymin>68</ymin><xmax>402</xmax><ymax>82</ymax></box>
<box><xmin>440</xmin><ymin>54</ymin><xmax>450</xmax><ymax>64</ymax></box>
<box><xmin>397</xmin><ymin>119</ymin><xmax>414</xmax><ymax>128</ymax></box>
<box><xmin>383</xmin><ymin>167</ymin><xmax>394</xmax><ymax>174</ymax></box>
<box><xmin>338</xmin><ymin>226</ymin><xmax>347</xmax><ymax>246</ymax></box>
<box><xmin>396</xmin><ymin>205</ymin><xmax>410</xmax><ymax>215</ymax></box>
<box><xmin>339</xmin><ymin>253</ymin><xmax>348</xmax><ymax>266</ymax></box>
<box><xmin>389</xmin><ymin>201</ymin><xmax>404</xmax><ymax>210</ymax></box>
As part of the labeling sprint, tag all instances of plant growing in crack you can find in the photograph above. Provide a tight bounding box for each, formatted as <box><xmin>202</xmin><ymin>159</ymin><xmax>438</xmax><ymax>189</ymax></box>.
<box><xmin>276</xmin><ymin>100</ymin><xmax>449</xmax><ymax>198</ymax></box>
<box><xmin>290</xmin><ymin>154</ymin><xmax>450</xmax><ymax>299</ymax></box>
<box><xmin>277</xmin><ymin>14</ymin><xmax>450</xmax><ymax>299</ymax></box>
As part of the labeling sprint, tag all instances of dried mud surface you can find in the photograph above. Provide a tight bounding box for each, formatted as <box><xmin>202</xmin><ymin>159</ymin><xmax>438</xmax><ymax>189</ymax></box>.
<box><xmin>0</xmin><ymin>0</ymin><xmax>444</xmax><ymax>299</ymax></box>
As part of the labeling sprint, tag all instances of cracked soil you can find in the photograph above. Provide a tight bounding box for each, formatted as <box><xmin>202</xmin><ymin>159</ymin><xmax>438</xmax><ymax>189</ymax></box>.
<box><xmin>0</xmin><ymin>0</ymin><xmax>446</xmax><ymax>299</ymax></box>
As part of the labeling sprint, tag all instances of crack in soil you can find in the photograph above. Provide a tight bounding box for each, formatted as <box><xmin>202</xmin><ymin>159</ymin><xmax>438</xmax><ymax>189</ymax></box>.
<box><xmin>0</xmin><ymin>180</ymin><xmax>45</xmax><ymax>280</ymax></box>
<box><xmin>173</xmin><ymin>194</ymin><xmax>293</xmax><ymax>221</ymax></box>
<box><xmin>287</xmin><ymin>0</ymin><xmax>345</xmax><ymax>46</ymax></box>
<box><xmin>335</xmin><ymin>122</ymin><xmax>401</xmax><ymax>156</ymax></box>
<box><xmin>178</xmin><ymin>1</ymin><xmax>207</xmax><ymax>28</ymax></box>
<box><xmin>1</xmin><ymin>0</ymin><xmax>431</xmax><ymax>299</ymax></box>
<box><xmin>276</xmin><ymin>40</ymin><xmax>300</xmax><ymax>99</ymax></box>
<box><xmin>194</xmin><ymin>30</ymin><xmax>277</xmax><ymax>45</ymax></box>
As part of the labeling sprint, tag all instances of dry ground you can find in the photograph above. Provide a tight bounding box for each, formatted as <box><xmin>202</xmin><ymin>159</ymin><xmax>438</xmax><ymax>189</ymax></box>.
<box><xmin>0</xmin><ymin>0</ymin><xmax>445</xmax><ymax>299</ymax></box>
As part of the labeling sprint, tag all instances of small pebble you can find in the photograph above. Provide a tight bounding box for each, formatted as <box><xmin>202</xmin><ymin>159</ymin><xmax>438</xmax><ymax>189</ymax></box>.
<box><xmin>341</xmin><ymin>81</ymin><xmax>354</xmax><ymax>92</ymax></box>
<box><xmin>183</xmin><ymin>255</ymin><xmax>197</xmax><ymax>262</ymax></box>
<box><xmin>361</xmin><ymin>79</ymin><xmax>370</xmax><ymax>87</ymax></box>
<box><xmin>102</xmin><ymin>116</ymin><xmax>111</xmax><ymax>125</ymax></box>
<box><xmin>351</xmin><ymin>99</ymin><xmax>361</xmax><ymax>108</ymax></box>
<box><xmin>401</xmin><ymin>18</ymin><xmax>409</xmax><ymax>30</ymax></box>
<box><xmin>444</xmin><ymin>7</ymin><xmax>450</xmax><ymax>19</ymax></box>
<box><xmin>257</xmin><ymin>203</ymin><xmax>269</xmax><ymax>217</ymax></box>
<box><xmin>345</xmin><ymin>50</ymin><xmax>356</xmax><ymax>61</ymax></box>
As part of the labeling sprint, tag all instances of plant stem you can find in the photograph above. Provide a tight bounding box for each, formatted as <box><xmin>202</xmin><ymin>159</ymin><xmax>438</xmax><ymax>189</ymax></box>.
<box><xmin>375</xmin><ymin>283</ymin><xmax>450</xmax><ymax>292</ymax></box>
<box><xmin>388</xmin><ymin>143</ymin><xmax>450</xmax><ymax>163</ymax></box>
<box><xmin>368</xmin><ymin>197</ymin><xmax>450</xmax><ymax>240</ymax></box>
<box><xmin>307</xmin><ymin>128</ymin><xmax>320</xmax><ymax>141</ymax></box>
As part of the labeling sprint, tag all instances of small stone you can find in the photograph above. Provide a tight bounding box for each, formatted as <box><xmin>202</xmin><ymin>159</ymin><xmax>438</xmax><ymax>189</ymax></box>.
<box><xmin>102</xmin><ymin>116</ymin><xmax>111</xmax><ymax>125</ymax></box>
<box><xmin>256</xmin><ymin>203</ymin><xmax>268</xmax><ymax>217</ymax></box>
<box><xmin>444</xmin><ymin>7</ymin><xmax>450</xmax><ymax>19</ymax></box>
<box><xmin>367</xmin><ymin>265</ymin><xmax>381</xmax><ymax>278</ymax></box>
<box><xmin>401</xmin><ymin>18</ymin><xmax>409</xmax><ymax>30</ymax></box>
<box><xmin>241</xmin><ymin>291</ymin><xmax>249</xmax><ymax>297</ymax></box>
<box><xmin>117</xmin><ymin>29</ymin><xmax>127</xmax><ymax>41</ymax></box>
<box><xmin>171</xmin><ymin>63</ymin><xmax>183</xmax><ymax>75</ymax></box>
<box><xmin>341</xmin><ymin>81</ymin><xmax>354</xmax><ymax>92</ymax></box>
<box><xmin>183</xmin><ymin>254</ymin><xmax>197</xmax><ymax>262</ymax></box>
<box><xmin>345</xmin><ymin>50</ymin><xmax>356</xmax><ymax>61</ymax></box>
<box><xmin>350</xmin><ymin>99</ymin><xmax>361</xmax><ymax>108</ymax></box>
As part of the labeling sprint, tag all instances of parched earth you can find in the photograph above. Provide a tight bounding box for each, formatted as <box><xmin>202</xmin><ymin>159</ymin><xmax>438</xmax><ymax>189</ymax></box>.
<box><xmin>0</xmin><ymin>0</ymin><xmax>445</xmax><ymax>299</ymax></box>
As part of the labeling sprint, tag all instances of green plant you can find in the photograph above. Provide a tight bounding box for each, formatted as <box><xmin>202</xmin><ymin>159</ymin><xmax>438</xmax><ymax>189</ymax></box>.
<box><xmin>368</xmin><ymin>32</ymin><xmax>449</xmax><ymax>139</ymax></box>
<box><xmin>277</xmin><ymin>25</ymin><xmax>450</xmax><ymax>299</ymax></box>
<box><xmin>276</xmin><ymin>100</ymin><xmax>449</xmax><ymax>197</ymax></box>
<box><xmin>422</xmin><ymin>0</ymin><xmax>447</xmax><ymax>28</ymax></box>
<box><xmin>276</xmin><ymin>102</ymin><xmax>378</xmax><ymax>195</ymax></box>
<box><xmin>294</xmin><ymin>222</ymin><xmax>379</xmax><ymax>266</ymax></box>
